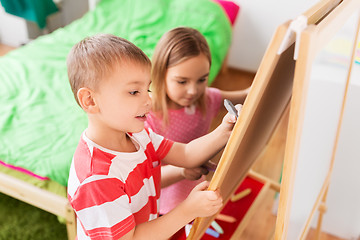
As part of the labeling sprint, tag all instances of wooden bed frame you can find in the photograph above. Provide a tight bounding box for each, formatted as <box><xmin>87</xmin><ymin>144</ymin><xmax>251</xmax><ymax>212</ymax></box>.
<box><xmin>0</xmin><ymin>172</ymin><xmax>76</xmax><ymax>240</ymax></box>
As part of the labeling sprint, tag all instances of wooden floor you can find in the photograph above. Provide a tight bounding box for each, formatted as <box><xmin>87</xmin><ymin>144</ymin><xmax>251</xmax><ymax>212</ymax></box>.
<box><xmin>0</xmin><ymin>44</ymin><xmax>16</xmax><ymax>56</ymax></box>
<box><xmin>0</xmin><ymin>44</ymin><xmax>344</xmax><ymax>240</ymax></box>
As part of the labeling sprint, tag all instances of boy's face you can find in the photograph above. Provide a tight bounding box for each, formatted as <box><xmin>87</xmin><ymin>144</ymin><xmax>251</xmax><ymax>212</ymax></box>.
<box><xmin>165</xmin><ymin>53</ymin><xmax>209</xmax><ymax>109</ymax></box>
<box><xmin>93</xmin><ymin>62</ymin><xmax>152</xmax><ymax>133</ymax></box>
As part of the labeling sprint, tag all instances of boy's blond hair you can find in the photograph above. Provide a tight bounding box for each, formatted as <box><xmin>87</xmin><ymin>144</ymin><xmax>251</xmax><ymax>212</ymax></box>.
<box><xmin>151</xmin><ymin>27</ymin><xmax>212</xmax><ymax>126</ymax></box>
<box><xmin>67</xmin><ymin>33</ymin><xmax>151</xmax><ymax>106</ymax></box>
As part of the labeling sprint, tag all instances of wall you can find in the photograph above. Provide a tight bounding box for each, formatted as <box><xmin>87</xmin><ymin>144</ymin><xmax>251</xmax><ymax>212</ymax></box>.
<box><xmin>0</xmin><ymin>0</ymin><xmax>88</xmax><ymax>47</ymax></box>
<box><xmin>227</xmin><ymin>0</ymin><xmax>319</xmax><ymax>72</ymax></box>
<box><xmin>59</xmin><ymin>0</ymin><xmax>89</xmax><ymax>26</ymax></box>
<box><xmin>0</xmin><ymin>6</ymin><xmax>29</xmax><ymax>46</ymax></box>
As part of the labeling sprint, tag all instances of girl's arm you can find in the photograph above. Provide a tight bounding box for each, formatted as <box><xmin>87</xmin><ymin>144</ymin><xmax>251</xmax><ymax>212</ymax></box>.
<box><xmin>161</xmin><ymin>165</ymin><xmax>209</xmax><ymax>188</ymax></box>
<box><xmin>162</xmin><ymin>109</ymin><xmax>238</xmax><ymax>168</ymax></box>
<box><xmin>220</xmin><ymin>86</ymin><xmax>251</xmax><ymax>105</ymax></box>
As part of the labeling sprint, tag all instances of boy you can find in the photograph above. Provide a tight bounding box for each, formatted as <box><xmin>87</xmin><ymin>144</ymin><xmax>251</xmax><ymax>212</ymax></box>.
<box><xmin>67</xmin><ymin>33</ymin><xmax>237</xmax><ymax>240</ymax></box>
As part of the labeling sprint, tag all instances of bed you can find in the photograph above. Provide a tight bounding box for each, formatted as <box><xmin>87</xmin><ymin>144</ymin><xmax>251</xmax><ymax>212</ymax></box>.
<box><xmin>0</xmin><ymin>0</ymin><xmax>234</xmax><ymax>239</ymax></box>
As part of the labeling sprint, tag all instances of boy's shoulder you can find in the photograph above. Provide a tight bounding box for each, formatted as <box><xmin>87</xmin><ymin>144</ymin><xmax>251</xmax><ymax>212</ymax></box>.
<box><xmin>71</xmin><ymin>135</ymin><xmax>118</xmax><ymax>182</ymax></box>
<box><xmin>130</xmin><ymin>128</ymin><xmax>164</xmax><ymax>146</ymax></box>
<box><xmin>135</xmin><ymin>128</ymin><xmax>174</xmax><ymax>160</ymax></box>
<box><xmin>69</xmin><ymin>129</ymin><xmax>173</xmax><ymax>181</ymax></box>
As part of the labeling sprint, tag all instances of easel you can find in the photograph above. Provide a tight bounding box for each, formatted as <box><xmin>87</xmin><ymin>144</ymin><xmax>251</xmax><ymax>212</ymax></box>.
<box><xmin>187</xmin><ymin>0</ymin><xmax>360</xmax><ymax>239</ymax></box>
<box><xmin>276</xmin><ymin>1</ymin><xmax>360</xmax><ymax>238</ymax></box>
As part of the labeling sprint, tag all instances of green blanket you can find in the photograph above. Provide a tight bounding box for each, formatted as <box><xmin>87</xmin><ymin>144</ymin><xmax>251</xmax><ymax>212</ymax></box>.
<box><xmin>0</xmin><ymin>0</ymin><xmax>232</xmax><ymax>186</ymax></box>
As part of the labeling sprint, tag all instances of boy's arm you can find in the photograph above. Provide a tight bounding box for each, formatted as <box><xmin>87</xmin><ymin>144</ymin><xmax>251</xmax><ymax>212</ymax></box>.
<box><xmin>122</xmin><ymin>202</ymin><xmax>194</xmax><ymax>240</ymax></box>
<box><xmin>121</xmin><ymin>181</ymin><xmax>222</xmax><ymax>240</ymax></box>
<box><xmin>121</xmin><ymin>204</ymin><xmax>193</xmax><ymax>240</ymax></box>
<box><xmin>162</xmin><ymin>112</ymin><xmax>236</xmax><ymax>168</ymax></box>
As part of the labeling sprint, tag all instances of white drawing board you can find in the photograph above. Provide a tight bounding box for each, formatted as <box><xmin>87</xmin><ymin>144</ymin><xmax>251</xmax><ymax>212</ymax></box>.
<box><xmin>275</xmin><ymin>1</ymin><xmax>360</xmax><ymax>239</ymax></box>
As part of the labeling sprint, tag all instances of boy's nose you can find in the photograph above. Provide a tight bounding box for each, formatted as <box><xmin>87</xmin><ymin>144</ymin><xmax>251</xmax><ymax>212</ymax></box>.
<box><xmin>145</xmin><ymin>94</ymin><xmax>152</xmax><ymax>106</ymax></box>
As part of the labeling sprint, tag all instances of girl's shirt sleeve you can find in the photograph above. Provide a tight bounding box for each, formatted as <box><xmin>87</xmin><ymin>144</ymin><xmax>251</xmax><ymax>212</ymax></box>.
<box><xmin>206</xmin><ymin>87</ymin><xmax>223</xmax><ymax>117</ymax></box>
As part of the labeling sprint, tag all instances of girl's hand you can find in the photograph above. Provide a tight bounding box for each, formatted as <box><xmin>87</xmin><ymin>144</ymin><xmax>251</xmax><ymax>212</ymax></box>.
<box><xmin>182</xmin><ymin>167</ymin><xmax>209</xmax><ymax>180</ymax></box>
<box><xmin>221</xmin><ymin>104</ymin><xmax>242</xmax><ymax>134</ymax></box>
<box><xmin>182</xmin><ymin>181</ymin><xmax>223</xmax><ymax>219</ymax></box>
<box><xmin>201</xmin><ymin>160</ymin><xmax>218</xmax><ymax>172</ymax></box>
<box><xmin>182</xmin><ymin>161</ymin><xmax>217</xmax><ymax>180</ymax></box>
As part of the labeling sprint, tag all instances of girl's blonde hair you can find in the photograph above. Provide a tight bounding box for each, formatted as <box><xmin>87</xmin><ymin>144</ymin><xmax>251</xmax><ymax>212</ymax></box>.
<box><xmin>151</xmin><ymin>27</ymin><xmax>212</xmax><ymax>125</ymax></box>
<box><xmin>67</xmin><ymin>33</ymin><xmax>151</xmax><ymax>106</ymax></box>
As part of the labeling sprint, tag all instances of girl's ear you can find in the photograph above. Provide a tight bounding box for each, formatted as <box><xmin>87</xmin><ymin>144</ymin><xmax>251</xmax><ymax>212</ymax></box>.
<box><xmin>77</xmin><ymin>87</ymin><xmax>99</xmax><ymax>114</ymax></box>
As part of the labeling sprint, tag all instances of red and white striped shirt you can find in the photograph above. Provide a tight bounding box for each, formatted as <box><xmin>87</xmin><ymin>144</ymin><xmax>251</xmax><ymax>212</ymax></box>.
<box><xmin>67</xmin><ymin>128</ymin><xmax>173</xmax><ymax>240</ymax></box>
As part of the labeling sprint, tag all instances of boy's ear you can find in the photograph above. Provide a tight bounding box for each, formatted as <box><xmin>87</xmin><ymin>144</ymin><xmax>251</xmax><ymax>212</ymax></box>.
<box><xmin>77</xmin><ymin>87</ymin><xmax>99</xmax><ymax>113</ymax></box>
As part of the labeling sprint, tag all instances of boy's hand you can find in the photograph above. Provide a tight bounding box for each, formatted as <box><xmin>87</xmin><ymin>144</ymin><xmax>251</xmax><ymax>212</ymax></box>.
<box><xmin>183</xmin><ymin>181</ymin><xmax>223</xmax><ymax>219</ymax></box>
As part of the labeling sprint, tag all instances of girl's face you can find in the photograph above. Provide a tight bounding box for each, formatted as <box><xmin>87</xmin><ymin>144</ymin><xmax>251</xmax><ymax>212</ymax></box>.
<box><xmin>165</xmin><ymin>54</ymin><xmax>210</xmax><ymax>109</ymax></box>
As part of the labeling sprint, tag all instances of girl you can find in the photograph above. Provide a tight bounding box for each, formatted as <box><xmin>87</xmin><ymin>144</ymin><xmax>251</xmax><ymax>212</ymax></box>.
<box><xmin>145</xmin><ymin>27</ymin><xmax>250</xmax><ymax>214</ymax></box>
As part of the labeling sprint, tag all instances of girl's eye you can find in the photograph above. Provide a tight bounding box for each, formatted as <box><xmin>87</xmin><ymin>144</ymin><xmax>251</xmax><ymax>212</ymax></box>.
<box><xmin>177</xmin><ymin>81</ymin><xmax>186</xmax><ymax>85</ymax></box>
<box><xmin>129</xmin><ymin>91</ymin><xmax>139</xmax><ymax>95</ymax></box>
<box><xmin>147</xmin><ymin>89</ymin><xmax>152</xmax><ymax>93</ymax></box>
<box><xmin>198</xmin><ymin>78</ymin><xmax>207</xmax><ymax>83</ymax></box>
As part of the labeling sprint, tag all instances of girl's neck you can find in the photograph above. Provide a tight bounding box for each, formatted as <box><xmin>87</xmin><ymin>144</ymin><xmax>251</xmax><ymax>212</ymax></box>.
<box><xmin>167</xmin><ymin>98</ymin><xmax>198</xmax><ymax>110</ymax></box>
<box><xmin>167</xmin><ymin>100</ymin><xmax>184</xmax><ymax>110</ymax></box>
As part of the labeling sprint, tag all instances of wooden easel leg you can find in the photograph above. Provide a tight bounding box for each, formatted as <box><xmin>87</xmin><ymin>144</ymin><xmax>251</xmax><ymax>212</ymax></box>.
<box><xmin>65</xmin><ymin>203</ymin><xmax>77</xmax><ymax>240</ymax></box>
<box><xmin>315</xmin><ymin>208</ymin><xmax>324</xmax><ymax>239</ymax></box>
<box><xmin>315</xmin><ymin>187</ymin><xmax>329</xmax><ymax>240</ymax></box>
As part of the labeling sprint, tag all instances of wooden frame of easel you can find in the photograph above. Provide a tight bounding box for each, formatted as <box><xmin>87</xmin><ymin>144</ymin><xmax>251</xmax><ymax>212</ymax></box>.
<box><xmin>187</xmin><ymin>0</ymin><xmax>360</xmax><ymax>239</ymax></box>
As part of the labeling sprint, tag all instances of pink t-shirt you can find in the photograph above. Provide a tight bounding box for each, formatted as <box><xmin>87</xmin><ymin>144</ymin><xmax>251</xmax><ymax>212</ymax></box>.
<box><xmin>145</xmin><ymin>87</ymin><xmax>222</xmax><ymax>214</ymax></box>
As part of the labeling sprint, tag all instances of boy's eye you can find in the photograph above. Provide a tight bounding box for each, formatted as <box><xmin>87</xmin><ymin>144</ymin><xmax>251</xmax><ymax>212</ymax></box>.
<box><xmin>147</xmin><ymin>89</ymin><xmax>152</xmax><ymax>93</ymax></box>
<box><xmin>129</xmin><ymin>91</ymin><xmax>139</xmax><ymax>95</ymax></box>
<box><xmin>177</xmin><ymin>81</ymin><xmax>186</xmax><ymax>85</ymax></box>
